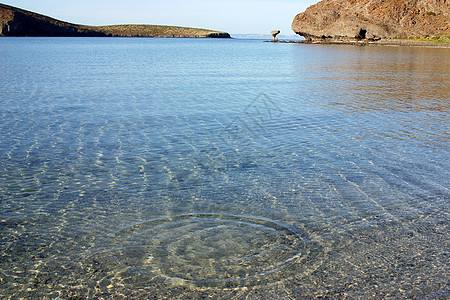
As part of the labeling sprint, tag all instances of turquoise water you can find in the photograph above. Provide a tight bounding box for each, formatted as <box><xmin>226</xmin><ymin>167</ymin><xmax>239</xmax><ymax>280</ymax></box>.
<box><xmin>0</xmin><ymin>38</ymin><xmax>449</xmax><ymax>298</ymax></box>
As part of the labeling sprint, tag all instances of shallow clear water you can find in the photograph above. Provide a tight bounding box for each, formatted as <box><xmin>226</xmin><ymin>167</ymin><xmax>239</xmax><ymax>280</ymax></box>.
<box><xmin>0</xmin><ymin>37</ymin><xmax>449</xmax><ymax>298</ymax></box>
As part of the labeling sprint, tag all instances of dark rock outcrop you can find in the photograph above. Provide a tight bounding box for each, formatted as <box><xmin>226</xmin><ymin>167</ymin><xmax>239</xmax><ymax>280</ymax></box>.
<box><xmin>292</xmin><ymin>0</ymin><xmax>450</xmax><ymax>42</ymax></box>
<box><xmin>0</xmin><ymin>3</ymin><xmax>231</xmax><ymax>38</ymax></box>
<box><xmin>206</xmin><ymin>32</ymin><xmax>231</xmax><ymax>38</ymax></box>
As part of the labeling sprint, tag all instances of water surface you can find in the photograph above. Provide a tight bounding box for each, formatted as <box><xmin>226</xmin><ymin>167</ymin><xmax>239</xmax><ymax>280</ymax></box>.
<box><xmin>0</xmin><ymin>38</ymin><xmax>449</xmax><ymax>298</ymax></box>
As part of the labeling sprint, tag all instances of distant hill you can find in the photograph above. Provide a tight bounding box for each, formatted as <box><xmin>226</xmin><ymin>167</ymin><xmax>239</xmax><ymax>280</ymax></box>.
<box><xmin>0</xmin><ymin>3</ymin><xmax>230</xmax><ymax>38</ymax></box>
<box><xmin>292</xmin><ymin>0</ymin><xmax>450</xmax><ymax>42</ymax></box>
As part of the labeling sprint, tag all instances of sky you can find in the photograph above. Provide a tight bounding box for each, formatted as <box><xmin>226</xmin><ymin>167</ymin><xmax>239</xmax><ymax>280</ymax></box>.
<box><xmin>1</xmin><ymin>0</ymin><xmax>318</xmax><ymax>35</ymax></box>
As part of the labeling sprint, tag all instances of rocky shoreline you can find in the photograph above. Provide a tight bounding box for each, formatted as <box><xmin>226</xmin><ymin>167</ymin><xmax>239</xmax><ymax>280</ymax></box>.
<box><xmin>267</xmin><ymin>38</ymin><xmax>450</xmax><ymax>48</ymax></box>
<box><xmin>371</xmin><ymin>39</ymin><xmax>450</xmax><ymax>48</ymax></box>
<box><xmin>291</xmin><ymin>0</ymin><xmax>449</xmax><ymax>45</ymax></box>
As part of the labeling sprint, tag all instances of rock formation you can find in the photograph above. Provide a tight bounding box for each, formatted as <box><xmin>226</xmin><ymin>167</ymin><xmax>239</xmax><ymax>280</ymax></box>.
<box><xmin>0</xmin><ymin>3</ymin><xmax>230</xmax><ymax>38</ymax></box>
<box><xmin>270</xmin><ymin>30</ymin><xmax>280</xmax><ymax>41</ymax></box>
<box><xmin>292</xmin><ymin>0</ymin><xmax>450</xmax><ymax>42</ymax></box>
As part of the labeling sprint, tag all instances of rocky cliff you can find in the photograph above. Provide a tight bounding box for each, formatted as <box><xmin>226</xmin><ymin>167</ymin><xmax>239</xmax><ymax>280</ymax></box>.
<box><xmin>0</xmin><ymin>3</ymin><xmax>230</xmax><ymax>38</ymax></box>
<box><xmin>292</xmin><ymin>0</ymin><xmax>450</xmax><ymax>42</ymax></box>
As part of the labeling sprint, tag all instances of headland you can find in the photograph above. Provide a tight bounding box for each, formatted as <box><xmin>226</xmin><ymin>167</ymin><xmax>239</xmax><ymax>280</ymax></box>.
<box><xmin>0</xmin><ymin>3</ymin><xmax>230</xmax><ymax>38</ymax></box>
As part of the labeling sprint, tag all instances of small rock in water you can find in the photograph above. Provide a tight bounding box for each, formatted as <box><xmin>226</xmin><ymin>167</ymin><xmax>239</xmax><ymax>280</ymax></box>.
<box><xmin>270</xmin><ymin>30</ymin><xmax>280</xmax><ymax>41</ymax></box>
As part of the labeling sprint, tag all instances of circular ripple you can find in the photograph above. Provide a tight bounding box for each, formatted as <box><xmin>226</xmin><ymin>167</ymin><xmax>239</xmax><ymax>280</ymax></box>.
<box><xmin>89</xmin><ymin>214</ymin><xmax>311</xmax><ymax>286</ymax></box>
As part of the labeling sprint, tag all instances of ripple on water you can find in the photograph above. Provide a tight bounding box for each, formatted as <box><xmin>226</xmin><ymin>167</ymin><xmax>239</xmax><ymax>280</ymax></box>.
<box><xmin>82</xmin><ymin>214</ymin><xmax>318</xmax><ymax>288</ymax></box>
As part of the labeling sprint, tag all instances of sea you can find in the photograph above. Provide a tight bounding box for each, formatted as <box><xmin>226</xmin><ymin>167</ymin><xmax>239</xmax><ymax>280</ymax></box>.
<box><xmin>0</xmin><ymin>37</ymin><xmax>449</xmax><ymax>299</ymax></box>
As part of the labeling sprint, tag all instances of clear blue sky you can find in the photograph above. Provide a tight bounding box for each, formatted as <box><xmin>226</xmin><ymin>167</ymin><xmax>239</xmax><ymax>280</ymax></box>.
<box><xmin>1</xmin><ymin>0</ymin><xmax>318</xmax><ymax>35</ymax></box>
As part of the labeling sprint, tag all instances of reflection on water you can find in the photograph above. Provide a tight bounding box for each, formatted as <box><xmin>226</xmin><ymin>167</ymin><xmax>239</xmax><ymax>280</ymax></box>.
<box><xmin>0</xmin><ymin>38</ymin><xmax>449</xmax><ymax>298</ymax></box>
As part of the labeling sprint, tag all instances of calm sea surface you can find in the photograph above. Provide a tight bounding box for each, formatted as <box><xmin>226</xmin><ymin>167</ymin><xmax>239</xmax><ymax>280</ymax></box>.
<box><xmin>0</xmin><ymin>38</ymin><xmax>449</xmax><ymax>298</ymax></box>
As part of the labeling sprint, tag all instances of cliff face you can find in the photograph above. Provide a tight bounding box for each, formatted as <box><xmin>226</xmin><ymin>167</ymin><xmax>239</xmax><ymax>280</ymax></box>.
<box><xmin>292</xmin><ymin>0</ymin><xmax>450</xmax><ymax>41</ymax></box>
<box><xmin>0</xmin><ymin>3</ymin><xmax>230</xmax><ymax>38</ymax></box>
